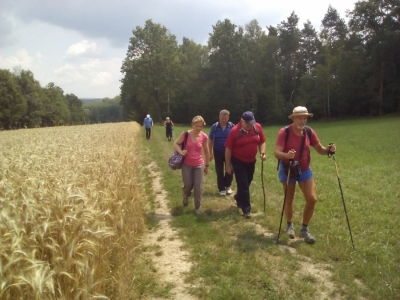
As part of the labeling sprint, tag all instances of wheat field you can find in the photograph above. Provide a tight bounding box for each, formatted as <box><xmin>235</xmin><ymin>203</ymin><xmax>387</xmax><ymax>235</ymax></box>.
<box><xmin>0</xmin><ymin>122</ymin><xmax>145</xmax><ymax>299</ymax></box>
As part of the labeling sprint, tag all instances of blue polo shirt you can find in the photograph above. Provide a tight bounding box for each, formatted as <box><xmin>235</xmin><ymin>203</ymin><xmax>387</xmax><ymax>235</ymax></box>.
<box><xmin>209</xmin><ymin>121</ymin><xmax>234</xmax><ymax>152</ymax></box>
<box><xmin>143</xmin><ymin>117</ymin><xmax>153</xmax><ymax>128</ymax></box>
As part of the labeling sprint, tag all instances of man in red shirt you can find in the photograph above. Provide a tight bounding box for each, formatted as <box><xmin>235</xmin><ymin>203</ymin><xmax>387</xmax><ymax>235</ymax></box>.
<box><xmin>225</xmin><ymin>111</ymin><xmax>266</xmax><ymax>218</ymax></box>
<box><xmin>274</xmin><ymin>106</ymin><xmax>336</xmax><ymax>244</ymax></box>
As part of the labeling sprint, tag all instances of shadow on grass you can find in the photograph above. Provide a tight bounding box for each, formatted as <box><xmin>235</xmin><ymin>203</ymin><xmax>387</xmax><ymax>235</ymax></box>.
<box><xmin>201</xmin><ymin>190</ymin><xmax>236</xmax><ymax>198</ymax></box>
<box><xmin>171</xmin><ymin>204</ymin><xmax>241</xmax><ymax>220</ymax></box>
<box><xmin>146</xmin><ymin>212</ymin><xmax>173</xmax><ymax>222</ymax></box>
<box><xmin>234</xmin><ymin>230</ymin><xmax>279</xmax><ymax>251</ymax></box>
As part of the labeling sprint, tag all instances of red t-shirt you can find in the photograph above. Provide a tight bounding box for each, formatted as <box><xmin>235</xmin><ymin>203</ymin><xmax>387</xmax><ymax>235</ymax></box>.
<box><xmin>225</xmin><ymin>122</ymin><xmax>266</xmax><ymax>163</ymax></box>
<box><xmin>276</xmin><ymin>124</ymin><xmax>319</xmax><ymax>170</ymax></box>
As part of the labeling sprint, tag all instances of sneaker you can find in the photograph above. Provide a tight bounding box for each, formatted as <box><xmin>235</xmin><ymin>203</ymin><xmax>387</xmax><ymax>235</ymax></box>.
<box><xmin>299</xmin><ymin>228</ymin><xmax>316</xmax><ymax>244</ymax></box>
<box><xmin>225</xmin><ymin>187</ymin><xmax>233</xmax><ymax>195</ymax></box>
<box><xmin>195</xmin><ymin>209</ymin><xmax>201</xmax><ymax>215</ymax></box>
<box><xmin>182</xmin><ymin>195</ymin><xmax>188</xmax><ymax>207</ymax></box>
<box><xmin>286</xmin><ymin>225</ymin><xmax>295</xmax><ymax>239</ymax></box>
<box><xmin>243</xmin><ymin>212</ymin><xmax>251</xmax><ymax>219</ymax></box>
<box><xmin>219</xmin><ymin>190</ymin><xmax>226</xmax><ymax>196</ymax></box>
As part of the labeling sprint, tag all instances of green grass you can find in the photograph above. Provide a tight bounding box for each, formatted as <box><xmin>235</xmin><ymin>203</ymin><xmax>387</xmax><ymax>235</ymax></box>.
<box><xmin>140</xmin><ymin>117</ymin><xmax>400</xmax><ymax>300</ymax></box>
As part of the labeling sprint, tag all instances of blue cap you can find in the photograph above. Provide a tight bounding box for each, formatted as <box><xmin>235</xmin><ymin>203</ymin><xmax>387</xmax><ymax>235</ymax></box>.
<box><xmin>242</xmin><ymin>111</ymin><xmax>256</xmax><ymax>125</ymax></box>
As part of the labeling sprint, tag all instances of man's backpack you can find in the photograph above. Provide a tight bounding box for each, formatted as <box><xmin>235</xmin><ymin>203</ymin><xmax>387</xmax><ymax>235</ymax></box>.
<box><xmin>238</xmin><ymin>124</ymin><xmax>259</xmax><ymax>139</ymax></box>
<box><xmin>211</xmin><ymin>121</ymin><xmax>234</xmax><ymax>135</ymax></box>
<box><xmin>284</xmin><ymin>126</ymin><xmax>312</xmax><ymax>144</ymax></box>
<box><xmin>213</xmin><ymin>121</ymin><xmax>234</xmax><ymax>127</ymax></box>
<box><xmin>276</xmin><ymin>126</ymin><xmax>312</xmax><ymax>170</ymax></box>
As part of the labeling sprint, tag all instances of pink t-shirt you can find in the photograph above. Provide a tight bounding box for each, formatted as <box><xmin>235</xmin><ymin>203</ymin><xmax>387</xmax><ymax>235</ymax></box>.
<box><xmin>181</xmin><ymin>131</ymin><xmax>208</xmax><ymax>167</ymax></box>
<box><xmin>276</xmin><ymin>124</ymin><xmax>319</xmax><ymax>170</ymax></box>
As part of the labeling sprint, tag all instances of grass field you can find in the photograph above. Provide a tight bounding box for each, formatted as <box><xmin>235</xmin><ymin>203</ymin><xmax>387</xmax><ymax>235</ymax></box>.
<box><xmin>142</xmin><ymin>117</ymin><xmax>400</xmax><ymax>300</ymax></box>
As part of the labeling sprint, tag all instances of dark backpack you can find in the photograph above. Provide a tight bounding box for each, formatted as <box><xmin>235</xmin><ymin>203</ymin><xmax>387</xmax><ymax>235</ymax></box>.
<box><xmin>238</xmin><ymin>124</ymin><xmax>259</xmax><ymax>139</ymax></box>
<box><xmin>277</xmin><ymin>126</ymin><xmax>312</xmax><ymax>170</ymax></box>
<box><xmin>211</xmin><ymin>121</ymin><xmax>234</xmax><ymax>136</ymax></box>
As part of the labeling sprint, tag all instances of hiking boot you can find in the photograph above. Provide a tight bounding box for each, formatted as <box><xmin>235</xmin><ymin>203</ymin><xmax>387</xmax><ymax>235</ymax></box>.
<box><xmin>219</xmin><ymin>190</ymin><xmax>226</xmax><ymax>196</ymax></box>
<box><xmin>299</xmin><ymin>228</ymin><xmax>316</xmax><ymax>244</ymax></box>
<box><xmin>195</xmin><ymin>209</ymin><xmax>201</xmax><ymax>215</ymax></box>
<box><xmin>243</xmin><ymin>212</ymin><xmax>251</xmax><ymax>219</ymax></box>
<box><xmin>182</xmin><ymin>195</ymin><xmax>188</xmax><ymax>207</ymax></box>
<box><xmin>286</xmin><ymin>225</ymin><xmax>295</xmax><ymax>239</ymax></box>
<box><xmin>225</xmin><ymin>187</ymin><xmax>233</xmax><ymax>195</ymax></box>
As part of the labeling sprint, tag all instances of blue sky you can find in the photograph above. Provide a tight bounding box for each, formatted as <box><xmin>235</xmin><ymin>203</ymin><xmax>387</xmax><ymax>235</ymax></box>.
<box><xmin>0</xmin><ymin>0</ymin><xmax>356</xmax><ymax>98</ymax></box>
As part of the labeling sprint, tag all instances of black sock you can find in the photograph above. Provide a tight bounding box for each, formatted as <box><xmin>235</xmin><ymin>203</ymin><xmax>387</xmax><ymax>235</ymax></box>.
<box><xmin>301</xmin><ymin>224</ymin><xmax>308</xmax><ymax>231</ymax></box>
<box><xmin>287</xmin><ymin>222</ymin><xmax>293</xmax><ymax>227</ymax></box>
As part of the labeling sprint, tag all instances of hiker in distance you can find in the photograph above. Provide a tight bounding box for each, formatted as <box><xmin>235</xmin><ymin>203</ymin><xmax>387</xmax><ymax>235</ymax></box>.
<box><xmin>208</xmin><ymin>109</ymin><xmax>235</xmax><ymax>196</ymax></box>
<box><xmin>164</xmin><ymin>117</ymin><xmax>174</xmax><ymax>141</ymax></box>
<box><xmin>274</xmin><ymin>106</ymin><xmax>336</xmax><ymax>244</ymax></box>
<box><xmin>225</xmin><ymin>111</ymin><xmax>266</xmax><ymax>219</ymax></box>
<box><xmin>143</xmin><ymin>114</ymin><xmax>153</xmax><ymax>140</ymax></box>
<box><xmin>173</xmin><ymin>115</ymin><xmax>210</xmax><ymax>215</ymax></box>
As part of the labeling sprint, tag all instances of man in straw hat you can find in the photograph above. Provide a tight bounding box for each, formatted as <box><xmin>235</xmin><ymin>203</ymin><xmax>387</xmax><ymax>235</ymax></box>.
<box><xmin>274</xmin><ymin>106</ymin><xmax>336</xmax><ymax>244</ymax></box>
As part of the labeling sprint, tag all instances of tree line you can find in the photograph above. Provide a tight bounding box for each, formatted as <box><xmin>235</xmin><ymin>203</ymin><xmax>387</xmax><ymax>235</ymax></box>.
<box><xmin>121</xmin><ymin>1</ymin><xmax>399</xmax><ymax>124</ymax></box>
<box><xmin>0</xmin><ymin>68</ymin><xmax>125</xmax><ymax>129</ymax></box>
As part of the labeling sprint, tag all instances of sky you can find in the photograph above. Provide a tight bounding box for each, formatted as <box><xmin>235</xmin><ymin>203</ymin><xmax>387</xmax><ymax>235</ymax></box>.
<box><xmin>0</xmin><ymin>0</ymin><xmax>357</xmax><ymax>99</ymax></box>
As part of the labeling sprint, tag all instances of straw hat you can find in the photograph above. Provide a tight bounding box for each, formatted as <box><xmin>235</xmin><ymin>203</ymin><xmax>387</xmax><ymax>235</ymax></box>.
<box><xmin>288</xmin><ymin>106</ymin><xmax>313</xmax><ymax>119</ymax></box>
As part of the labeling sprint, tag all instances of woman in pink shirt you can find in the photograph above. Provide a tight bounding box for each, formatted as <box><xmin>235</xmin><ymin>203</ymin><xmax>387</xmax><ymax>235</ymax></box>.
<box><xmin>173</xmin><ymin>116</ymin><xmax>210</xmax><ymax>214</ymax></box>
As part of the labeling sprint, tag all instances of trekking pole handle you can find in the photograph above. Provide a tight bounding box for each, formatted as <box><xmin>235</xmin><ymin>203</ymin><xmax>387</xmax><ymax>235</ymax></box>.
<box><xmin>327</xmin><ymin>143</ymin><xmax>335</xmax><ymax>158</ymax></box>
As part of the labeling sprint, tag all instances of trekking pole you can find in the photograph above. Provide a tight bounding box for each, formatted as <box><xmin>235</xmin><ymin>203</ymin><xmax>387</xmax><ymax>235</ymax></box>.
<box><xmin>328</xmin><ymin>146</ymin><xmax>355</xmax><ymax>250</ymax></box>
<box><xmin>277</xmin><ymin>160</ymin><xmax>292</xmax><ymax>244</ymax></box>
<box><xmin>261</xmin><ymin>160</ymin><xmax>266</xmax><ymax>213</ymax></box>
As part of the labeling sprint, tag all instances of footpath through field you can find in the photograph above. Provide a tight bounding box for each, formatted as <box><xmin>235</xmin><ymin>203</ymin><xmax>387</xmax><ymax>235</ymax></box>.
<box><xmin>139</xmin><ymin>125</ymin><xmax>372</xmax><ymax>299</ymax></box>
<box><xmin>142</xmin><ymin>160</ymin><xmax>197</xmax><ymax>299</ymax></box>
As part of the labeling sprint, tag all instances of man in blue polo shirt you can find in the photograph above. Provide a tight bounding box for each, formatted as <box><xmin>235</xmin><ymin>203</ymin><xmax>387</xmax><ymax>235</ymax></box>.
<box><xmin>209</xmin><ymin>109</ymin><xmax>235</xmax><ymax>196</ymax></box>
<box><xmin>143</xmin><ymin>114</ymin><xmax>153</xmax><ymax>140</ymax></box>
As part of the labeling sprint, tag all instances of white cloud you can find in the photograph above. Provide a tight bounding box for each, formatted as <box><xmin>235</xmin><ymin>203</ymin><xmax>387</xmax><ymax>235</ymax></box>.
<box><xmin>66</xmin><ymin>40</ymin><xmax>96</xmax><ymax>57</ymax></box>
<box><xmin>53</xmin><ymin>58</ymin><xmax>119</xmax><ymax>88</ymax></box>
<box><xmin>53</xmin><ymin>64</ymin><xmax>85</xmax><ymax>83</ymax></box>
<box><xmin>2</xmin><ymin>49</ymin><xmax>41</xmax><ymax>68</ymax></box>
<box><xmin>80</xmin><ymin>59</ymin><xmax>102</xmax><ymax>71</ymax></box>
<box><xmin>91</xmin><ymin>72</ymin><xmax>112</xmax><ymax>86</ymax></box>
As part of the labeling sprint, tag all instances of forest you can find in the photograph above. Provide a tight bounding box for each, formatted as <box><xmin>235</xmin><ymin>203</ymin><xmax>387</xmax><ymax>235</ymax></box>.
<box><xmin>121</xmin><ymin>1</ymin><xmax>399</xmax><ymax>124</ymax></box>
<box><xmin>0</xmin><ymin>67</ymin><xmax>123</xmax><ymax>129</ymax></box>
<box><xmin>1</xmin><ymin>1</ymin><xmax>398</xmax><ymax>128</ymax></box>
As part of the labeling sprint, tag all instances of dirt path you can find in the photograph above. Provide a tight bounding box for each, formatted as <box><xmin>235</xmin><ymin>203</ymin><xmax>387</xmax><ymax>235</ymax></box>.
<box><xmin>144</xmin><ymin>162</ymin><xmax>197</xmax><ymax>300</ymax></box>
<box><xmin>250</xmin><ymin>222</ymin><xmax>341</xmax><ymax>300</ymax></box>
<box><xmin>141</xmin><ymin>158</ymin><xmax>362</xmax><ymax>299</ymax></box>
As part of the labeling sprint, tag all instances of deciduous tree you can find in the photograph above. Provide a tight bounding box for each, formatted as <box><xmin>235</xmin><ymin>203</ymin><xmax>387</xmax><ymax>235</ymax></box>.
<box><xmin>0</xmin><ymin>69</ymin><xmax>26</xmax><ymax>129</ymax></box>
